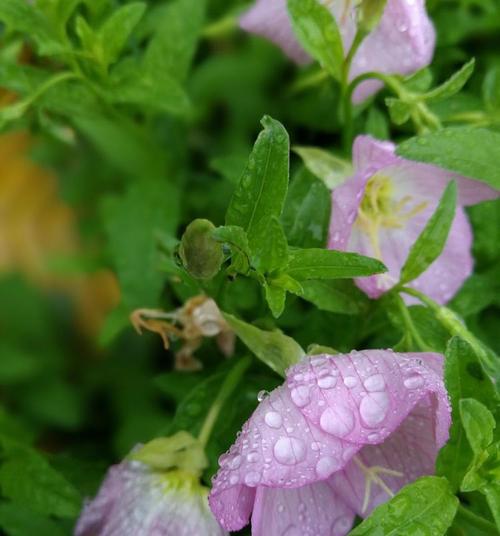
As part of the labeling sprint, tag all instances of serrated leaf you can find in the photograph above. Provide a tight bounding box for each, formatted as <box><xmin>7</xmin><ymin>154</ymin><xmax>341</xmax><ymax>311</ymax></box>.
<box><xmin>436</xmin><ymin>337</ymin><xmax>498</xmax><ymax>492</ymax></box>
<box><xmin>223</xmin><ymin>313</ymin><xmax>305</xmax><ymax>376</ymax></box>
<box><xmin>292</xmin><ymin>147</ymin><xmax>352</xmax><ymax>190</ymax></box>
<box><xmin>226</xmin><ymin>116</ymin><xmax>290</xmax><ymax>264</ymax></box>
<box><xmin>397</xmin><ymin>128</ymin><xmax>500</xmax><ymax>190</ymax></box>
<box><xmin>300</xmin><ymin>279</ymin><xmax>370</xmax><ymax>315</ymax></box>
<box><xmin>287</xmin><ymin>0</ymin><xmax>344</xmax><ymax>80</ymax></box>
<box><xmin>399</xmin><ymin>181</ymin><xmax>457</xmax><ymax>285</ymax></box>
<box><xmin>349</xmin><ymin>477</ymin><xmax>458</xmax><ymax>536</ymax></box>
<box><xmin>286</xmin><ymin>248</ymin><xmax>386</xmax><ymax>281</ymax></box>
<box><xmin>253</xmin><ymin>216</ymin><xmax>288</xmax><ymax>274</ymax></box>
<box><xmin>460</xmin><ymin>399</ymin><xmax>496</xmax><ymax>455</ymax></box>
<box><xmin>423</xmin><ymin>58</ymin><xmax>475</xmax><ymax>103</ymax></box>
<box><xmin>99</xmin><ymin>2</ymin><xmax>146</xmax><ymax>68</ymax></box>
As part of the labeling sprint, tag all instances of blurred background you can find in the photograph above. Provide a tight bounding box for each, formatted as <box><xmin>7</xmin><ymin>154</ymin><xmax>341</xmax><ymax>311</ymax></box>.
<box><xmin>0</xmin><ymin>0</ymin><xmax>499</xmax><ymax>533</ymax></box>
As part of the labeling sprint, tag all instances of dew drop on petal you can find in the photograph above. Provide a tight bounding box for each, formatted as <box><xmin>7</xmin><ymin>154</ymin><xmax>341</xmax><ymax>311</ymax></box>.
<box><xmin>317</xmin><ymin>375</ymin><xmax>337</xmax><ymax>389</ymax></box>
<box><xmin>404</xmin><ymin>374</ymin><xmax>424</xmax><ymax>389</ymax></box>
<box><xmin>229</xmin><ymin>455</ymin><xmax>242</xmax><ymax>470</ymax></box>
<box><xmin>332</xmin><ymin>515</ymin><xmax>353</xmax><ymax>534</ymax></box>
<box><xmin>343</xmin><ymin>376</ymin><xmax>358</xmax><ymax>388</ymax></box>
<box><xmin>360</xmin><ymin>391</ymin><xmax>389</xmax><ymax>427</ymax></box>
<box><xmin>315</xmin><ymin>456</ymin><xmax>338</xmax><ymax>479</ymax></box>
<box><xmin>257</xmin><ymin>390</ymin><xmax>269</xmax><ymax>402</ymax></box>
<box><xmin>273</xmin><ymin>437</ymin><xmax>306</xmax><ymax>465</ymax></box>
<box><xmin>264</xmin><ymin>411</ymin><xmax>283</xmax><ymax>429</ymax></box>
<box><xmin>363</xmin><ymin>374</ymin><xmax>385</xmax><ymax>392</ymax></box>
<box><xmin>290</xmin><ymin>385</ymin><xmax>311</xmax><ymax>407</ymax></box>
<box><xmin>229</xmin><ymin>473</ymin><xmax>239</xmax><ymax>485</ymax></box>
<box><xmin>244</xmin><ymin>471</ymin><xmax>261</xmax><ymax>486</ymax></box>
<box><xmin>319</xmin><ymin>406</ymin><xmax>355</xmax><ymax>437</ymax></box>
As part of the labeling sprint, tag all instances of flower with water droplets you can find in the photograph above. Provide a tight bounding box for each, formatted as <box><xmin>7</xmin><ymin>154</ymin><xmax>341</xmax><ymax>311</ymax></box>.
<box><xmin>328</xmin><ymin>136</ymin><xmax>499</xmax><ymax>303</ymax></box>
<box><xmin>75</xmin><ymin>432</ymin><xmax>227</xmax><ymax>536</ymax></box>
<box><xmin>240</xmin><ymin>0</ymin><xmax>436</xmax><ymax>102</ymax></box>
<box><xmin>209</xmin><ymin>350</ymin><xmax>451</xmax><ymax>535</ymax></box>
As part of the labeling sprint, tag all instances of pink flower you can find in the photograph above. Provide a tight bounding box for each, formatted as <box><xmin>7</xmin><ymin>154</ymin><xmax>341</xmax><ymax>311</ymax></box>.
<box><xmin>75</xmin><ymin>456</ymin><xmax>227</xmax><ymax>536</ymax></box>
<box><xmin>328</xmin><ymin>136</ymin><xmax>499</xmax><ymax>303</ymax></box>
<box><xmin>240</xmin><ymin>0</ymin><xmax>436</xmax><ymax>102</ymax></box>
<box><xmin>209</xmin><ymin>350</ymin><xmax>451</xmax><ymax>535</ymax></box>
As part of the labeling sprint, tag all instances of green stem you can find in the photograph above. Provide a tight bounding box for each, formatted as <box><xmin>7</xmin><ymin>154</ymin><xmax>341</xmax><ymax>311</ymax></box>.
<box><xmin>198</xmin><ymin>356</ymin><xmax>251</xmax><ymax>448</ymax></box>
<box><xmin>456</xmin><ymin>504</ymin><xmax>498</xmax><ymax>534</ymax></box>
<box><xmin>393</xmin><ymin>293</ymin><xmax>433</xmax><ymax>352</ymax></box>
<box><xmin>25</xmin><ymin>71</ymin><xmax>80</xmax><ymax>106</ymax></box>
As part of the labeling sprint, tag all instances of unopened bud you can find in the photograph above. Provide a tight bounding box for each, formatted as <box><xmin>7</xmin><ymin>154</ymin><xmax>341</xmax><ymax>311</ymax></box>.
<box><xmin>179</xmin><ymin>219</ymin><xmax>224</xmax><ymax>280</ymax></box>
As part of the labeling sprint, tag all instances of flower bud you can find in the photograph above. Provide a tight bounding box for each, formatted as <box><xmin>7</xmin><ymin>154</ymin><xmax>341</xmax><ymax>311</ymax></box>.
<box><xmin>179</xmin><ymin>219</ymin><xmax>224</xmax><ymax>280</ymax></box>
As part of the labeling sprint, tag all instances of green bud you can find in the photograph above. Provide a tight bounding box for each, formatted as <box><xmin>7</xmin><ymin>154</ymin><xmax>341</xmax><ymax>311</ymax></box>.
<box><xmin>179</xmin><ymin>219</ymin><xmax>224</xmax><ymax>280</ymax></box>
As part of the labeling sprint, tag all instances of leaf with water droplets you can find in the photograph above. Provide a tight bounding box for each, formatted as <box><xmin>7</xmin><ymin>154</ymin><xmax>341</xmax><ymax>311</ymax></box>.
<box><xmin>287</xmin><ymin>0</ymin><xmax>344</xmax><ymax>81</ymax></box>
<box><xmin>400</xmin><ymin>181</ymin><xmax>457</xmax><ymax>285</ymax></box>
<box><xmin>285</xmin><ymin>248</ymin><xmax>387</xmax><ymax>281</ymax></box>
<box><xmin>223</xmin><ymin>313</ymin><xmax>305</xmax><ymax>376</ymax></box>
<box><xmin>349</xmin><ymin>476</ymin><xmax>458</xmax><ymax>535</ymax></box>
<box><xmin>397</xmin><ymin>128</ymin><xmax>500</xmax><ymax>190</ymax></box>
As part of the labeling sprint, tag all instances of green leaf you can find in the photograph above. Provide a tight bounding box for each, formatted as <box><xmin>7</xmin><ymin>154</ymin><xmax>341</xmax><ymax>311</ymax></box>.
<box><xmin>253</xmin><ymin>216</ymin><xmax>288</xmax><ymax>274</ymax></box>
<box><xmin>226</xmin><ymin>116</ymin><xmax>290</xmax><ymax>262</ymax></box>
<box><xmin>484</xmin><ymin>483</ymin><xmax>500</xmax><ymax>530</ymax></box>
<box><xmin>286</xmin><ymin>248</ymin><xmax>386</xmax><ymax>281</ymax></box>
<box><xmin>99</xmin><ymin>2</ymin><xmax>146</xmax><ymax>68</ymax></box>
<box><xmin>0</xmin><ymin>503</ymin><xmax>66</xmax><ymax>536</ymax></box>
<box><xmin>397</xmin><ymin>128</ymin><xmax>500</xmax><ymax>190</ymax></box>
<box><xmin>264</xmin><ymin>284</ymin><xmax>287</xmax><ymax>318</ymax></box>
<box><xmin>102</xmin><ymin>180</ymin><xmax>180</xmax><ymax>310</ymax></box>
<box><xmin>436</xmin><ymin>338</ymin><xmax>498</xmax><ymax>492</ymax></box>
<box><xmin>212</xmin><ymin>225</ymin><xmax>251</xmax><ymax>274</ymax></box>
<box><xmin>145</xmin><ymin>0</ymin><xmax>206</xmax><ymax>82</ymax></box>
<box><xmin>223</xmin><ymin>313</ymin><xmax>305</xmax><ymax>376</ymax></box>
<box><xmin>358</xmin><ymin>0</ymin><xmax>388</xmax><ymax>33</ymax></box>
<box><xmin>300</xmin><ymin>279</ymin><xmax>370</xmax><ymax>315</ymax></box>
<box><xmin>399</xmin><ymin>181</ymin><xmax>457</xmax><ymax>285</ymax></box>
<box><xmin>292</xmin><ymin>147</ymin><xmax>352</xmax><ymax>189</ymax></box>
<box><xmin>385</xmin><ymin>97</ymin><xmax>412</xmax><ymax>125</ymax></box>
<box><xmin>0</xmin><ymin>446</ymin><xmax>81</xmax><ymax>519</ymax></box>
<box><xmin>460</xmin><ymin>399</ymin><xmax>496</xmax><ymax>455</ymax></box>
<box><xmin>423</xmin><ymin>58</ymin><xmax>475</xmax><ymax>103</ymax></box>
<box><xmin>349</xmin><ymin>476</ymin><xmax>458</xmax><ymax>536</ymax></box>
<box><xmin>483</xmin><ymin>65</ymin><xmax>500</xmax><ymax>110</ymax></box>
<box><xmin>287</xmin><ymin>0</ymin><xmax>344</xmax><ymax>81</ymax></box>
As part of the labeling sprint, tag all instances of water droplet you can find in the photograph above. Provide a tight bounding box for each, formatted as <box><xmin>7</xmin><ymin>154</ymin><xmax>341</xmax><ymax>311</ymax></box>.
<box><xmin>229</xmin><ymin>455</ymin><xmax>242</xmax><ymax>470</ymax></box>
<box><xmin>311</xmin><ymin>441</ymin><xmax>320</xmax><ymax>451</ymax></box>
<box><xmin>247</xmin><ymin>452</ymin><xmax>259</xmax><ymax>463</ymax></box>
<box><xmin>273</xmin><ymin>437</ymin><xmax>306</xmax><ymax>465</ymax></box>
<box><xmin>332</xmin><ymin>231</ymin><xmax>340</xmax><ymax>242</ymax></box>
<box><xmin>291</xmin><ymin>386</ymin><xmax>311</xmax><ymax>407</ymax></box>
<box><xmin>319</xmin><ymin>406</ymin><xmax>355</xmax><ymax>437</ymax></box>
<box><xmin>332</xmin><ymin>515</ymin><xmax>353</xmax><ymax>534</ymax></box>
<box><xmin>317</xmin><ymin>375</ymin><xmax>337</xmax><ymax>389</ymax></box>
<box><xmin>363</xmin><ymin>374</ymin><xmax>386</xmax><ymax>392</ymax></box>
<box><xmin>264</xmin><ymin>411</ymin><xmax>283</xmax><ymax>429</ymax></box>
<box><xmin>229</xmin><ymin>473</ymin><xmax>239</xmax><ymax>485</ymax></box>
<box><xmin>257</xmin><ymin>390</ymin><xmax>269</xmax><ymax>402</ymax></box>
<box><xmin>343</xmin><ymin>376</ymin><xmax>358</xmax><ymax>388</ymax></box>
<box><xmin>244</xmin><ymin>471</ymin><xmax>261</xmax><ymax>486</ymax></box>
<box><xmin>360</xmin><ymin>391</ymin><xmax>389</xmax><ymax>427</ymax></box>
<box><xmin>310</xmin><ymin>356</ymin><xmax>327</xmax><ymax>367</ymax></box>
<box><xmin>404</xmin><ymin>374</ymin><xmax>424</xmax><ymax>389</ymax></box>
<box><xmin>277</xmin><ymin>504</ymin><xmax>284</xmax><ymax>513</ymax></box>
<box><xmin>315</xmin><ymin>456</ymin><xmax>338</xmax><ymax>478</ymax></box>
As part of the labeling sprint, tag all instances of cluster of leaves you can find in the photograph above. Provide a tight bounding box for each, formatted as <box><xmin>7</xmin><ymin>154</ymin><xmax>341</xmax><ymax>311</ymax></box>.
<box><xmin>0</xmin><ymin>0</ymin><xmax>498</xmax><ymax>535</ymax></box>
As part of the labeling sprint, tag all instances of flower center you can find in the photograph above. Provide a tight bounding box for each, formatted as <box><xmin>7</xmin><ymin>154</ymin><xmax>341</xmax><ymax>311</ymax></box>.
<box><xmin>356</xmin><ymin>174</ymin><xmax>428</xmax><ymax>260</ymax></box>
<box><xmin>353</xmin><ymin>455</ymin><xmax>404</xmax><ymax>513</ymax></box>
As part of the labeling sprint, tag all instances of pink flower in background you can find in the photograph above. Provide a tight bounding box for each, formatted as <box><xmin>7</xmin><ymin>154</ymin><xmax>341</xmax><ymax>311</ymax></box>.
<box><xmin>75</xmin><ymin>455</ymin><xmax>226</xmax><ymax>536</ymax></box>
<box><xmin>240</xmin><ymin>0</ymin><xmax>436</xmax><ymax>102</ymax></box>
<box><xmin>328</xmin><ymin>136</ymin><xmax>499</xmax><ymax>304</ymax></box>
<box><xmin>209</xmin><ymin>350</ymin><xmax>451</xmax><ymax>535</ymax></box>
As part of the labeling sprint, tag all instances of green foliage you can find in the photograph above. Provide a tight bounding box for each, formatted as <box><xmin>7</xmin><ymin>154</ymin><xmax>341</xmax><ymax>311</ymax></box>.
<box><xmin>349</xmin><ymin>477</ymin><xmax>459</xmax><ymax>535</ymax></box>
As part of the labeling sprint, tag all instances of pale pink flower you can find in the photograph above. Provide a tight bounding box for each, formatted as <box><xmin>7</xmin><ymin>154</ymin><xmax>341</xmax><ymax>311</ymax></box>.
<box><xmin>75</xmin><ymin>456</ymin><xmax>226</xmax><ymax>536</ymax></box>
<box><xmin>328</xmin><ymin>136</ymin><xmax>499</xmax><ymax>303</ymax></box>
<box><xmin>209</xmin><ymin>350</ymin><xmax>451</xmax><ymax>535</ymax></box>
<box><xmin>240</xmin><ymin>0</ymin><xmax>436</xmax><ymax>102</ymax></box>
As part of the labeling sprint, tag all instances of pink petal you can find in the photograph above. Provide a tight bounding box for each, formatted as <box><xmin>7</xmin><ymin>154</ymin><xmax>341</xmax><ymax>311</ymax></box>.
<box><xmin>209</xmin><ymin>351</ymin><xmax>451</xmax><ymax>532</ymax></box>
<box><xmin>350</xmin><ymin>0</ymin><xmax>436</xmax><ymax>103</ymax></box>
<box><xmin>352</xmin><ymin>136</ymin><xmax>397</xmax><ymax>172</ymax></box>
<box><xmin>251</xmin><ymin>482</ymin><xmax>355</xmax><ymax>536</ymax></box>
<box><xmin>240</xmin><ymin>0</ymin><xmax>309</xmax><ymax>63</ymax></box>
<box><xmin>330</xmin><ymin>393</ymin><xmax>441</xmax><ymax>515</ymax></box>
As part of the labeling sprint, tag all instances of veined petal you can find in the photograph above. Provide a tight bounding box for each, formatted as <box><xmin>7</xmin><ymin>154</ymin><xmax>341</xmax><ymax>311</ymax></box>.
<box><xmin>350</xmin><ymin>0</ymin><xmax>436</xmax><ymax>103</ymax></box>
<box><xmin>251</xmin><ymin>481</ymin><xmax>355</xmax><ymax>536</ymax></box>
<box><xmin>75</xmin><ymin>462</ymin><xmax>226</xmax><ymax>536</ymax></box>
